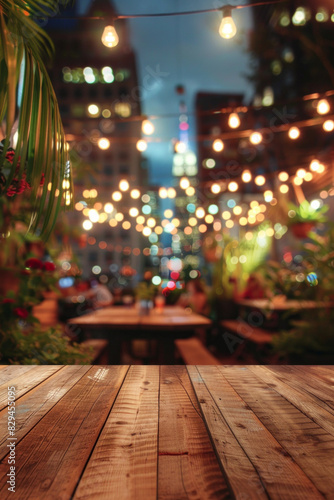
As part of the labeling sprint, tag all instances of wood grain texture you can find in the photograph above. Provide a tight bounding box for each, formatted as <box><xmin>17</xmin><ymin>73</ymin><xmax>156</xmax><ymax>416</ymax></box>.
<box><xmin>220</xmin><ymin>366</ymin><xmax>334</xmax><ymax>498</ymax></box>
<box><xmin>0</xmin><ymin>365</ymin><xmax>90</xmax><ymax>460</ymax></box>
<box><xmin>74</xmin><ymin>365</ymin><xmax>159</xmax><ymax>500</ymax></box>
<box><xmin>0</xmin><ymin>366</ymin><xmax>129</xmax><ymax>500</ymax></box>
<box><xmin>189</xmin><ymin>366</ymin><xmax>324</xmax><ymax>500</ymax></box>
<box><xmin>0</xmin><ymin>366</ymin><xmax>62</xmax><ymax>410</ymax></box>
<box><xmin>158</xmin><ymin>366</ymin><xmax>231</xmax><ymax>500</ymax></box>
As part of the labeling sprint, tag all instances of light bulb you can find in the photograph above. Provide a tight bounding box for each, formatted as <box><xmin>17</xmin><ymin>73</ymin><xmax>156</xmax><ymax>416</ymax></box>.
<box><xmin>211</xmin><ymin>183</ymin><xmax>221</xmax><ymax>194</ymax></box>
<box><xmin>317</xmin><ymin>99</ymin><xmax>330</xmax><ymax>115</ymax></box>
<box><xmin>136</xmin><ymin>139</ymin><xmax>147</xmax><ymax>152</ymax></box>
<box><xmin>310</xmin><ymin>159</ymin><xmax>320</xmax><ymax>172</ymax></box>
<box><xmin>288</xmin><ymin>126</ymin><xmax>300</xmax><ymax>139</ymax></box>
<box><xmin>180</xmin><ymin>177</ymin><xmax>190</xmax><ymax>189</ymax></box>
<box><xmin>228</xmin><ymin>112</ymin><xmax>240</xmax><ymax>129</ymax></box>
<box><xmin>228</xmin><ymin>181</ymin><xmax>238</xmax><ymax>192</ymax></box>
<box><xmin>142</xmin><ymin>119</ymin><xmax>155</xmax><ymax>135</ymax></box>
<box><xmin>250</xmin><ymin>132</ymin><xmax>263</xmax><ymax>145</ymax></box>
<box><xmin>255</xmin><ymin>175</ymin><xmax>266</xmax><ymax>186</ymax></box>
<box><xmin>98</xmin><ymin>137</ymin><xmax>110</xmax><ymax>150</ymax></box>
<box><xmin>212</xmin><ymin>139</ymin><xmax>224</xmax><ymax>152</ymax></box>
<box><xmin>241</xmin><ymin>170</ymin><xmax>252</xmax><ymax>183</ymax></box>
<box><xmin>219</xmin><ymin>7</ymin><xmax>237</xmax><ymax>39</ymax></box>
<box><xmin>175</xmin><ymin>141</ymin><xmax>187</xmax><ymax>153</ymax></box>
<box><xmin>323</xmin><ymin>120</ymin><xmax>334</xmax><ymax>132</ymax></box>
<box><xmin>101</xmin><ymin>24</ymin><xmax>119</xmax><ymax>48</ymax></box>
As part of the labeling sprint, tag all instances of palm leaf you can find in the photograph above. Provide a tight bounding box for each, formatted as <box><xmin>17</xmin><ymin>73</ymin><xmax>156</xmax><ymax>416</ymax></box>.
<box><xmin>0</xmin><ymin>0</ymin><xmax>73</xmax><ymax>239</ymax></box>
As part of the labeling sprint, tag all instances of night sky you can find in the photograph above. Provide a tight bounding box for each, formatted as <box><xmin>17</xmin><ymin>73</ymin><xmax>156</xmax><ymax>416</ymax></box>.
<box><xmin>78</xmin><ymin>0</ymin><xmax>254</xmax><ymax>185</ymax></box>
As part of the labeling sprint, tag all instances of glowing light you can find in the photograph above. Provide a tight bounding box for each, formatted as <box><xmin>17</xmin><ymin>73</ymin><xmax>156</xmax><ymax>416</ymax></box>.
<box><xmin>136</xmin><ymin>139</ymin><xmax>147</xmax><ymax>152</ymax></box>
<box><xmin>143</xmin><ymin>227</ymin><xmax>152</xmax><ymax>237</ymax></box>
<box><xmin>112</xmin><ymin>191</ymin><xmax>122</xmax><ymax>201</ymax></box>
<box><xmin>104</xmin><ymin>203</ymin><xmax>114</xmax><ymax>214</ymax></box>
<box><xmin>310</xmin><ymin>159</ymin><xmax>320</xmax><ymax>172</ymax></box>
<box><xmin>198</xmin><ymin>224</ymin><xmax>207</xmax><ymax>233</ymax></box>
<box><xmin>205</xmin><ymin>214</ymin><xmax>214</xmax><ymax>224</ymax></box>
<box><xmin>211</xmin><ymin>183</ymin><xmax>221</xmax><ymax>194</ymax></box>
<box><xmin>255</xmin><ymin>175</ymin><xmax>266</xmax><ymax>186</ymax></box>
<box><xmin>239</xmin><ymin>217</ymin><xmax>248</xmax><ymax>226</ymax></box>
<box><xmin>278</xmin><ymin>171</ymin><xmax>289</xmax><ymax>182</ymax></box>
<box><xmin>241</xmin><ymin>170</ymin><xmax>252</xmax><ymax>183</ymax></box>
<box><xmin>119</xmin><ymin>179</ymin><xmax>129</xmax><ymax>191</ymax></box>
<box><xmin>226</xmin><ymin>220</ymin><xmax>234</xmax><ymax>228</ymax></box>
<box><xmin>130</xmin><ymin>189</ymin><xmax>140</xmax><ymax>199</ymax></box>
<box><xmin>233</xmin><ymin>205</ymin><xmax>242</xmax><ymax>215</ymax></box>
<box><xmin>92</xmin><ymin>265</ymin><xmax>101</xmax><ymax>275</ymax></box>
<box><xmin>101</xmin><ymin>25</ymin><xmax>119</xmax><ymax>48</ymax></box>
<box><xmin>167</xmin><ymin>187</ymin><xmax>176</xmax><ymax>198</ymax></box>
<box><xmin>180</xmin><ymin>177</ymin><xmax>190</xmax><ymax>189</ymax></box>
<box><xmin>87</xmin><ymin>104</ymin><xmax>100</xmax><ymax>117</ymax></box>
<box><xmin>189</xmin><ymin>217</ymin><xmax>197</xmax><ymax>227</ymax></box>
<box><xmin>219</xmin><ymin>7</ymin><xmax>237</xmax><ymax>39</ymax></box>
<box><xmin>212</xmin><ymin>139</ymin><xmax>224</xmax><ymax>152</ymax></box>
<box><xmin>159</xmin><ymin>187</ymin><xmax>168</xmax><ymax>199</ymax></box>
<box><xmin>296</xmin><ymin>168</ymin><xmax>306</xmax><ymax>179</ymax></box>
<box><xmin>304</xmin><ymin>172</ymin><xmax>313</xmax><ymax>182</ymax></box>
<box><xmin>185</xmin><ymin>186</ymin><xmax>195</xmax><ymax>196</ymax></box>
<box><xmin>228</xmin><ymin>181</ymin><xmax>238</xmax><ymax>192</ymax></box>
<box><xmin>152</xmin><ymin>276</ymin><xmax>162</xmax><ymax>286</ymax></box>
<box><xmin>136</xmin><ymin>215</ymin><xmax>145</xmax><ymax>224</ymax></box>
<box><xmin>196</xmin><ymin>207</ymin><xmax>205</xmax><ymax>219</ymax></box>
<box><xmin>115</xmin><ymin>213</ymin><xmax>124</xmax><ymax>222</ymax></box>
<box><xmin>323</xmin><ymin>120</ymin><xmax>334</xmax><ymax>132</ymax></box>
<box><xmin>88</xmin><ymin>209</ymin><xmax>99</xmax><ymax>223</ymax></box>
<box><xmin>83</xmin><ymin>220</ymin><xmax>93</xmax><ymax>231</ymax></box>
<box><xmin>317</xmin><ymin>99</ymin><xmax>330</xmax><ymax>115</ymax></box>
<box><xmin>228</xmin><ymin>113</ymin><xmax>240</xmax><ymax>129</ymax></box>
<box><xmin>288</xmin><ymin>126</ymin><xmax>300</xmax><ymax>139</ymax></box>
<box><xmin>142</xmin><ymin>119</ymin><xmax>155</xmax><ymax>135</ymax></box>
<box><xmin>129</xmin><ymin>208</ymin><xmax>139</xmax><ymax>217</ymax></box>
<box><xmin>280</xmin><ymin>184</ymin><xmax>289</xmax><ymax>194</ymax></box>
<box><xmin>164</xmin><ymin>209</ymin><xmax>173</xmax><ymax>219</ymax></box>
<box><xmin>97</xmin><ymin>137</ymin><xmax>110</xmax><ymax>150</ymax></box>
<box><xmin>250</xmin><ymin>132</ymin><xmax>262</xmax><ymax>145</ymax></box>
<box><xmin>208</xmin><ymin>204</ymin><xmax>219</xmax><ymax>215</ymax></box>
<box><xmin>222</xmin><ymin>211</ymin><xmax>231</xmax><ymax>220</ymax></box>
<box><xmin>175</xmin><ymin>141</ymin><xmax>187</xmax><ymax>154</ymax></box>
<box><xmin>293</xmin><ymin>176</ymin><xmax>303</xmax><ymax>186</ymax></box>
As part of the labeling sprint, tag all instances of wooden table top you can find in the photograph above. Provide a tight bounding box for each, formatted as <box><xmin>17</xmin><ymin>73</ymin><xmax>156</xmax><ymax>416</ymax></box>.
<box><xmin>236</xmin><ymin>298</ymin><xmax>334</xmax><ymax>311</ymax></box>
<box><xmin>1</xmin><ymin>365</ymin><xmax>334</xmax><ymax>499</ymax></box>
<box><xmin>68</xmin><ymin>305</ymin><xmax>212</xmax><ymax>329</ymax></box>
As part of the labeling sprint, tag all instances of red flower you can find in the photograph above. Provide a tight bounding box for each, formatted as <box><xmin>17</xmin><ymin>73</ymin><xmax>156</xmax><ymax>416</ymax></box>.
<box><xmin>5</xmin><ymin>151</ymin><xmax>15</xmax><ymax>163</ymax></box>
<box><xmin>21</xmin><ymin>269</ymin><xmax>31</xmax><ymax>276</ymax></box>
<box><xmin>25</xmin><ymin>258</ymin><xmax>43</xmax><ymax>270</ymax></box>
<box><xmin>43</xmin><ymin>261</ymin><xmax>56</xmax><ymax>272</ymax></box>
<box><xmin>2</xmin><ymin>298</ymin><xmax>15</xmax><ymax>304</ymax></box>
<box><xmin>14</xmin><ymin>308</ymin><xmax>29</xmax><ymax>319</ymax></box>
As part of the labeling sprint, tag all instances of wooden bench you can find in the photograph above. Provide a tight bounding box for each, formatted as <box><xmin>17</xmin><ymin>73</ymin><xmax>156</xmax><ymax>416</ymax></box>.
<box><xmin>175</xmin><ymin>338</ymin><xmax>220</xmax><ymax>365</ymax></box>
<box><xmin>221</xmin><ymin>319</ymin><xmax>275</xmax><ymax>363</ymax></box>
<box><xmin>80</xmin><ymin>339</ymin><xmax>109</xmax><ymax>364</ymax></box>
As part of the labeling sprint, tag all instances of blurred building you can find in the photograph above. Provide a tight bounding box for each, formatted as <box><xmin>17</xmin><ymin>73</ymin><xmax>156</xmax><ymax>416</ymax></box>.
<box><xmin>47</xmin><ymin>0</ymin><xmax>147</xmax><ymax>280</ymax></box>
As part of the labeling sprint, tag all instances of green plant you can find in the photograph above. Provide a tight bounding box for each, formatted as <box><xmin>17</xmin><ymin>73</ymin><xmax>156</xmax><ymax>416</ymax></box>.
<box><xmin>0</xmin><ymin>1</ymin><xmax>73</xmax><ymax>238</ymax></box>
<box><xmin>287</xmin><ymin>200</ymin><xmax>329</xmax><ymax>225</ymax></box>
<box><xmin>135</xmin><ymin>282</ymin><xmax>157</xmax><ymax>301</ymax></box>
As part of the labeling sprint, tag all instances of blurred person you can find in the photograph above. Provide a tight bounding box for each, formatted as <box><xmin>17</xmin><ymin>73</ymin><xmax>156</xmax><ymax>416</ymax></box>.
<box><xmin>84</xmin><ymin>279</ymin><xmax>113</xmax><ymax>309</ymax></box>
<box><xmin>230</xmin><ymin>273</ymin><xmax>270</xmax><ymax>300</ymax></box>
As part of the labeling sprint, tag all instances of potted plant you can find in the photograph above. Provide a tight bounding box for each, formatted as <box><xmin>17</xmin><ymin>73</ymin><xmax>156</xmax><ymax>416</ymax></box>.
<box><xmin>287</xmin><ymin>201</ymin><xmax>329</xmax><ymax>239</ymax></box>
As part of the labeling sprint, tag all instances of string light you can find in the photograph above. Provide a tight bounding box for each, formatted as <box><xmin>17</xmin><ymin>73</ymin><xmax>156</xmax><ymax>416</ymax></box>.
<box><xmin>212</xmin><ymin>139</ymin><xmax>224</xmax><ymax>152</ymax></box>
<box><xmin>119</xmin><ymin>179</ymin><xmax>130</xmax><ymax>191</ymax></box>
<box><xmin>250</xmin><ymin>132</ymin><xmax>262</xmax><ymax>145</ymax></box>
<box><xmin>159</xmin><ymin>187</ymin><xmax>168</xmax><ymax>198</ymax></box>
<box><xmin>136</xmin><ymin>139</ymin><xmax>147</xmax><ymax>151</ymax></box>
<box><xmin>175</xmin><ymin>141</ymin><xmax>187</xmax><ymax>153</ymax></box>
<box><xmin>228</xmin><ymin>112</ymin><xmax>240</xmax><ymax>129</ymax></box>
<box><xmin>255</xmin><ymin>175</ymin><xmax>265</xmax><ymax>186</ymax></box>
<box><xmin>112</xmin><ymin>191</ymin><xmax>122</xmax><ymax>201</ymax></box>
<box><xmin>211</xmin><ymin>183</ymin><xmax>221</xmax><ymax>194</ymax></box>
<box><xmin>278</xmin><ymin>171</ymin><xmax>289</xmax><ymax>182</ymax></box>
<box><xmin>288</xmin><ymin>126</ymin><xmax>300</xmax><ymax>139</ymax></box>
<box><xmin>219</xmin><ymin>6</ymin><xmax>237</xmax><ymax>39</ymax></box>
<box><xmin>241</xmin><ymin>169</ymin><xmax>252</xmax><ymax>182</ymax></box>
<box><xmin>130</xmin><ymin>189</ymin><xmax>140</xmax><ymax>199</ymax></box>
<box><xmin>97</xmin><ymin>137</ymin><xmax>110</xmax><ymax>150</ymax></box>
<box><xmin>228</xmin><ymin>181</ymin><xmax>238</xmax><ymax>192</ymax></box>
<box><xmin>101</xmin><ymin>24</ymin><xmax>119</xmax><ymax>48</ymax></box>
<box><xmin>296</xmin><ymin>168</ymin><xmax>306</xmax><ymax>178</ymax></box>
<box><xmin>309</xmin><ymin>159</ymin><xmax>320</xmax><ymax>172</ymax></box>
<box><xmin>180</xmin><ymin>177</ymin><xmax>190</xmax><ymax>189</ymax></box>
<box><xmin>280</xmin><ymin>184</ymin><xmax>289</xmax><ymax>193</ymax></box>
<box><xmin>142</xmin><ymin>119</ymin><xmax>155</xmax><ymax>135</ymax></box>
<box><xmin>323</xmin><ymin>120</ymin><xmax>334</xmax><ymax>131</ymax></box>
<box><xmin>317</xmin><ymin>99</ymin><xmax>330</xmax><ymax>115</ymax></box>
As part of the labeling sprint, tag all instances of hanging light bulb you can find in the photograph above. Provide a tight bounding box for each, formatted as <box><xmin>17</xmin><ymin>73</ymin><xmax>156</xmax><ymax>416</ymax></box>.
<box><xmin>228</xmin><ymin>112</ymin><xmax>240</xmax><ymax>129</ymax></box>
<box><xmin>142</xmin><ymin>119</ymin><xmax>155</xmax><ymax>135</ymax></box>
<box><xmin>175</xmin><ymin>141</ymin><xmax>187</xmax><ymax>153</ymax></box>
<box><xmin>180</xmin><ymin>177</ymin><xmax>190</xmax><ymax>189</ymax></box>
<box><xmin>219</xmin><ymin>6</ymin><xmax>237</xmax><ymax>39</ymax></box>
<box><xmin>323</xmin><ymin>120</ymin><xmax>334</xmax><ymax>132</ymax></box>
<box><xmin>212</xmin><ymin>139</ymin><xmax>224</xmax><ymax>152</ymax></box>
<box><xmin>136</xmin><ymin>139</ymin><xmax>147</xmax><ymax>152</ymax></box>
<box><xmin>317</xmin><ymin>99</ymin><xmax>330</xmax><ymax>115</ymax></box>
<box><xmin>211</xmin><ymin>183</ymin><xmax>221</xmax><ymax>194</ymax></box>
<box><xmin>241</xmin><ymin>170</ymin><xmax>252</xmax><ymax>183</ymax></box>
<box><xmin>250</xmin><ymin>132</ymin><xmax>262</xmax><ymax>145</ymax></box>
<box><xmin>101</xmin><ymin>23</ymin><xmax>119</xmax><ymax>48</ymax></box>
<box><xmin>288</xmin><ymin>126</ymin><xmax>300</xmax><ymax>139</ymax></box>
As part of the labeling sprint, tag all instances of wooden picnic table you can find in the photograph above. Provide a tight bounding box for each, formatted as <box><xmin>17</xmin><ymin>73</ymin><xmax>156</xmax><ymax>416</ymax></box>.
<box><xmin>0</xmin><ymin>365</ymin><xmax>333</xmax><ymax>499</ymax></box>
<box><xmin>67</xmin><ymin>306</ymin><xmax>212</xmax><ymax>363</ymax></box>
<box><xmin>236</xmin><ymin>298</ymin><xmax>334</xmax><ymax>311</ymax></box>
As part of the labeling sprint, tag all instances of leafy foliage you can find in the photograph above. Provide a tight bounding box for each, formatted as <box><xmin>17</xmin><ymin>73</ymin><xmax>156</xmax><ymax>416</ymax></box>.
<box><xmin>0</xmin><ymin>0</ymin><xmax>73</xmax><ymax>239</ymax></box>
<box><xmin>287</xmin><ymin>200</ymin><xmax>329</xmax><ymax>225</ymax></box>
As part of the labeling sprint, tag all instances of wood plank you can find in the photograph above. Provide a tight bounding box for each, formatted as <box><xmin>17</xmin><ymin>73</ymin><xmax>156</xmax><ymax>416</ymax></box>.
<box><xmin>0</xmin><ymin>365</ymin><xmax>90</xmax><ymax>460</ymax></box>
<box><xmin>189</xmin><ymin>365</ymin><xmax>323</xmax><ymax>500</ymax></box>
<box><xmin>175</xmin><ymin>338</ymin><xmax>220</xmax><ymax>365</ymax></box>
<box><xmin>0</xmin><ymin>366</ymin><xmax>129</xmax><ymax>500</ymax></box>
<box><xmin>0</xmin><ymin>366</ymin><xmax>62</xmax><ymax>411</ymax></box>
<box><xmin>0</xmin><ymin>366</ymin><xmax>38</xmax><ymax>385</ymax></box>
<box><xmin>74</xmin><ymin>366</ymin><xmax>159</xmax><ymax>500</ymax></box>
<box><xmin>267</xmin><ymin>366</ymin><xmax>334</xmax><ymax>411</ymax></box>
<box><xmin>247</xmin><ymin>365</ymin><xmax>334</xmax><ymax>437</ymax></box>
<box><xmin>158</xmin><ymin>366</ymin><xmax>231</xmax><ymax>500</ymax></box>
<box><xmin>220</xmin><ymin>366</ymin><xmax>334</xmax><ymax>498</ymax></box>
